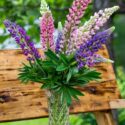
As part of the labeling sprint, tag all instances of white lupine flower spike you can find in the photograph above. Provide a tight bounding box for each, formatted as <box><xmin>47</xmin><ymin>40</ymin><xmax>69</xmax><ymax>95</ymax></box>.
<box><xmin>73</xmin><ymin>6</ymin><xmax>119</xmax><ymax>51</ymax></box>
<box><xmin>40</xmin><ymin>0</ymin><xmax>50</xmax><ymax>16</ymax></box>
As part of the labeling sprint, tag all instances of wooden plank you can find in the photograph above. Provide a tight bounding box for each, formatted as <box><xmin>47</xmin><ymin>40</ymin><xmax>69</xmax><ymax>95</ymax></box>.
<box><xmin>0</xmin><ymin>80</ymin><xmax>120</xmax><ymax>122</ymax></box>
<box><xmin>0</xmin><ymin>47</ymin><xmax>120</xmax><ymax>122</ymax></box>
<box><xmin>94</xmin><ymin>111</ymin><xmax>117</xmax><ymax>125</ymax></box>
<box><xmin>0</xmin><ymin>48</ymin><xmax>116</xmax><ymax>82</ymax></box>
<box><xmin>110</xmin><ymin>99</ymin><xmax>125</xmax><ymax>109</ymax></box>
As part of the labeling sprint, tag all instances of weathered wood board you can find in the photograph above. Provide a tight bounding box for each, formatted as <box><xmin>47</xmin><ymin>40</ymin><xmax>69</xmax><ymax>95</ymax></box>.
<box><xmin>0</xmin><ymin>47</ymin><xmax>120</xmax><ymax>122</ymax></box>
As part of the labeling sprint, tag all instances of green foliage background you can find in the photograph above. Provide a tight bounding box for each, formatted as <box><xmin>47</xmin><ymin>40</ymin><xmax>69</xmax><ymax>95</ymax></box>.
<box><xmin>0</xmin><ymin>0</ymin><xmax>125</xmax><ymax>125</ymax></box>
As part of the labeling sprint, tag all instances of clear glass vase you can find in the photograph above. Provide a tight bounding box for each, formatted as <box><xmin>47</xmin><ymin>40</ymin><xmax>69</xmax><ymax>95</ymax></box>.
<box><xmin>47</xmin><ymin>90</ymin><xmax>70</xmax><ymax>125</ymax></box>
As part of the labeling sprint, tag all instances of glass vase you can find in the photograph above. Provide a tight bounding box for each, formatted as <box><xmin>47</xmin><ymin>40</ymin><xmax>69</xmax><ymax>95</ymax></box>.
<box><xmin>47</xmin><ymin>90</ymin><xmax>70</xmax><ymax>125</ymax></box>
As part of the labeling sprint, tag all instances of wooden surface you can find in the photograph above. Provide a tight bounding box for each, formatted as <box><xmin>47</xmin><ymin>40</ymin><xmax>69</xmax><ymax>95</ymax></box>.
<box><xmin>110</xmin><ymin>99</ymin><xmax>125</xmax><ymax>109</ymax></box>
<box><xmin>94</xmin><ymin>111</ymin><xmax>117</xmax><ymax>125</ymax></box>
<box><xmin>0</xmin><ymin>47</ymin><xmax>120</xmax><ymax>122</ymax></box>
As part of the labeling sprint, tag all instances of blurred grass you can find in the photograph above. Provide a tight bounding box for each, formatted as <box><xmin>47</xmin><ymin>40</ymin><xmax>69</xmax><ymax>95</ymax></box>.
<box><xmin>0</xmin><ymin>118</ymin><xmax>48</xmax><ymax>125</ymax></box>
<box><xmin>113</xmin><ymin>15</ymin><xmax>125</xmax><ymax>67</ymax></box>
<box><xmin>0</xmin><ymin>115</ymin><xmax>96</xmax><ymax>125</ymax></box>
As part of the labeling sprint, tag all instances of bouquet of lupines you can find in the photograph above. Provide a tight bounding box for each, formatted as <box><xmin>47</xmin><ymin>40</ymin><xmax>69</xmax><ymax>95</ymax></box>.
<box><xmin>4</xmin><ymin>0</ymin><xmax>119</xmax><ymax>125</ymax></box>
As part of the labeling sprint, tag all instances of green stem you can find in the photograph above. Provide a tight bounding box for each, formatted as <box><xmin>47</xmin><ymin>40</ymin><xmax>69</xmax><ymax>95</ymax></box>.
<box><xmin>34</xmin><ymin>59</ymin><xmax>46</xmax><ymax>76</ymax></box>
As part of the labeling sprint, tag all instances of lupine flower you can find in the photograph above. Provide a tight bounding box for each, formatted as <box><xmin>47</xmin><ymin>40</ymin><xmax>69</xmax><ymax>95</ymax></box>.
<box><xmin>40</xmin><ymin>0</ymin><xmax>50</xmax><ymax>16</ymax></box>
<box><xmin>93</xmin><ymin>54</ymin><xmax>114</xmax><ymax>63</ymax></box>
<box><xmin>55</xmin><ymin>22</ymin><xmax>63</xmax><ymax>53</ymax></box>
<box><xmin>74</xmin><ymin>6</ymin><xmax>119</xmax><ymax>50</ymax></box>
<box><xmin>75</xmin><ymin>27</ymin><xmax>115</xmax><ymax>69</ymax></box>
<box><xmin>59</xmin><ymin>0</ymin><xmax>91</xmax><ymax>53</ymax></box>
<box><xmin>55</xmin><ymin>31</ymin><xmax>63</xmax><ymax>53</ymax></box>
<box><xmin>4</xmin><ymin>20</ymin><xmax>41</xmax><ymax>61</ymax></box>
<box><xmin>40</xmin><ymin>12</ymin><xmax>55</xmax><ymax>51</ymax></box>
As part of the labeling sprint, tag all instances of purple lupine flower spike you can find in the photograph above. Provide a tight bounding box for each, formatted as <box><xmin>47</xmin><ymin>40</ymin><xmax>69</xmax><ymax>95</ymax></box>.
<box><xmin>4</xmin><ymin>20</ymin><xmax>41</xmax><ymax>61</ymax></box>
<box><xmin>55</xmin><ymin>22</ymin><xmax>63</xmax><ymax>53</ymax></box>
<box><xmin>75</xmin><ymin>27</ymin><xmax>115</xmax><ymax>69</ymax></box>
<box><xmin>55</xmin><ymin>32</ymin><xmax>63</xmax><ymax>53</ymax></box>
<box><xmin>93</xmin><ymin>54</ymin><xmax>114</xmax><ymax>63</ymax></box>
<box><xmin>74</xmin><ymin>6</ymin><xmax>119</xmax><ymax>50</ymax></box>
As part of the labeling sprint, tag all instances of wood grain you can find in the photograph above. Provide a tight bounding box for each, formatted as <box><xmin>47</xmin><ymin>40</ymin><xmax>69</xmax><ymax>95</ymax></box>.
<box><xmin>94</xmin><ymin>111</ymin><xmax>117</xmax><ymax>125</ymax></box>
<box><xmin>0</xmin><ymin>47</ymin><xmax>120</xmax><ymax>122</ymax></box>
<box><xmin>110</xmin><ymin>99</ymin><xmax>125</xmax><ymax>109</ymax></box>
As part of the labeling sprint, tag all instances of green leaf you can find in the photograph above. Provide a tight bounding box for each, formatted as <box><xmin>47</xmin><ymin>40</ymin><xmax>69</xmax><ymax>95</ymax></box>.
<box><xmin>63</xmin><ymin>86</ymin><xmax>72</xmax><ymax>106</ymax></box>
<box><xmin>72</xmin><ymin>67</ymin><xmax>79</xmax><ymax>75</ymax></box>
<box><xmin>66</xmin><ymin>67</ymin><xmax>78</xmax><ymax>83</ymax></box>
<box><xmin>67</xmin><ymin>53</ymin><xmax>75</xmax><ymax>62</ymax></box>
<box><xmin>66</xmin><ymin>69</ymin><xmax>72</xmax><ymax>83</ymax></box>
<box><xmin>69</xmin><ymin>81</ymin><xmax>87</xmax><ymax>86</ymax></box>
<box><xmin>41</xmin><ymin>83</ymin><xmax>49</xmax><ymax>89</ymax></box>
<box><xmin>83</xmin><ymin>69</ymin><xmax>101</xmax><ymax>80</ymax></box>
<box><xmin>45</xmin><ymin>49</ymin><xmax>59</xmax><ymax>63</ymax></box>
<box><xmin>59</xmin><ymin>53</ymin><xmax>68</xmax><ymax>65</ymax></box>
<box><xmin>69</xmin><ymin>87</ymin><xmax>84</xmax><ymax>96</ymax></box>
<box><xmin>42</xmin><ymin>60</ymin><xmax>56</xmax><ymax>68</ymax></box>
<box><xmin>56</xmin><ymin>64</ymin><xmax>68</xmax><ymax>71</ymax></box>
<box><xmin>41</xmin><ymin>82</ymin><xmax>55</xmax><ymax>89</ymax></box>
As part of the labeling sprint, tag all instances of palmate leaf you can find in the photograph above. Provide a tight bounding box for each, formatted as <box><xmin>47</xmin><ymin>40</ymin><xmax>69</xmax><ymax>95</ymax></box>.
<box><xmin>68</xmin><ymin>80</ymin><xmax>87</xmax><ymax>86</ymax></box>
<box><xmin>80</xmin><ymin>69</ymin><xmax>101</xmax><ymax>81</ymax></box>
<box><xmin>18</xmin><ymin>62</ymin><xmax>46</xmax><ymax>84</ymax></box>
<box><xmin>66</xmin><ymin>67</ymin><xmax>79</xmax><ymax>83</ymax></box>
<box><xmin>68</xmin><ymin>68</ymin><xmax>101</xmax><ymax>87</ymax></box>
<box><xmin>19</xmin><ymin>49</ymin><xmax>102</xmax><ymax>106</ymax></box>
<box><xmin>41</xmin><ymin>81</ymin><xmax>55</xmax><ymax>89</ymax></box>
<box><xmin>75</xmin><ymin>68</ymin><xmax>101</xmax><ymax>80</ymax></box>
<box><xmin>63</xmin><ymin>86</ymin><xmax>72</xmax><ymax>106</ymax></box>
<box><xmin>57</xmin><ymin>85</ymin><xmax>72</xmax><ymax>106</ymax></box>
<box><xmin>56</xmin><ymin>64</ymin><xmax>68</xmax><ymax>71</ymax></box>
<box><xmin>68</xmin><ymin>87</ymin><xmax>84</xmax><ymax>100</ymax></box>
<box><xmin>57</xmin><ymin>85</ymin><xmax>84</xmax><ymax>106</ymax></box>
<box><xmin>41</xmin><ymin>60</ymin><xmax>57</xmax><ymax>74</ymax></box>
<box><xmin>72</xmin><ymin>67</ymin><xmax>79</xmax><ymax>75</ymax></box>
<box><xmin>42</xmin><ymin>60</ymin><xmax>56</xmax><ymax>68</ymax></box>
<box><xmin>66</xmin><ymin>69</ymin><xmax>72</xmax><ymax>83</ymax></box>
<box><xmin>67</xmin><ymin>53</ymin><xmax>75</xmax><ymax>63</ymax></box>
<box><xmin>59</xmin><ymin>53</ymin><xmax>69</xmax><ymax>65</ymax></box>
<box><xmin>45</xmin><ymin>49</ymin><xmax>59</xmax><ymax>64</ymax></box>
